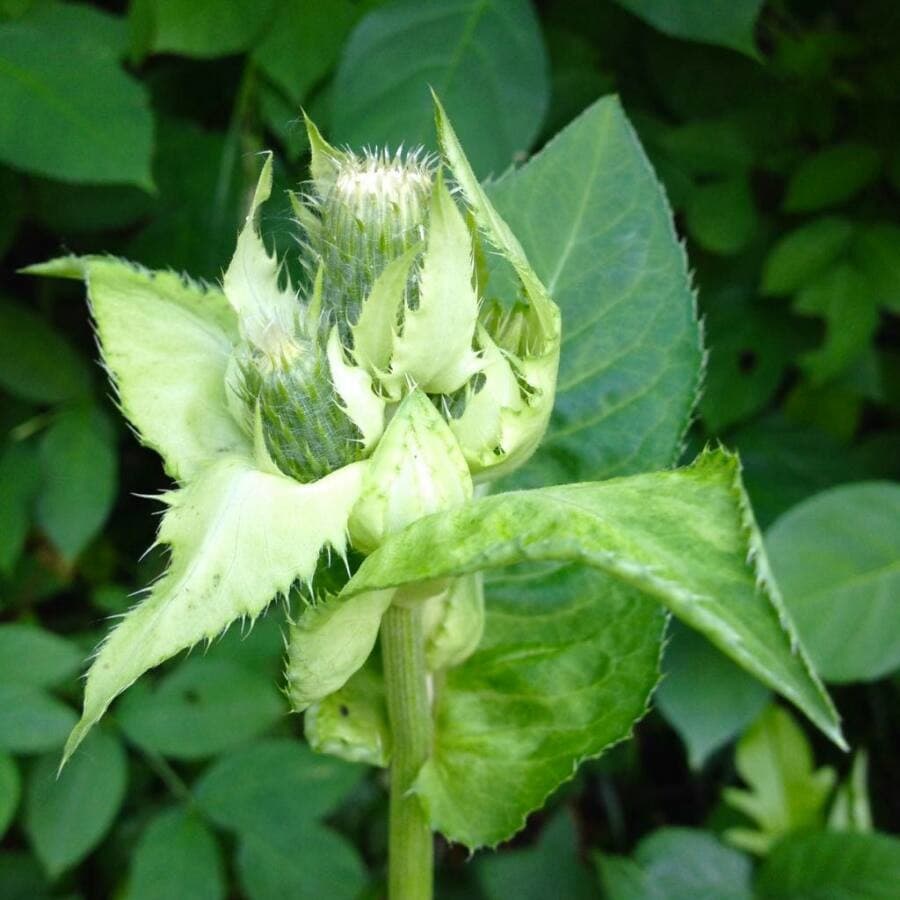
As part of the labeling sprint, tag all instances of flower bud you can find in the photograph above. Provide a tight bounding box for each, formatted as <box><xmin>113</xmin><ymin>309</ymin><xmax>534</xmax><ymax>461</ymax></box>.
<box><xmin>349</xmin><ymin>389</ymin><xmax>472</xmax><ymax>553</ymax></box>
<box><xmin>223</xmin><ymin>154</ymin><xmax>385</xmax><ymax>484</ymax></box>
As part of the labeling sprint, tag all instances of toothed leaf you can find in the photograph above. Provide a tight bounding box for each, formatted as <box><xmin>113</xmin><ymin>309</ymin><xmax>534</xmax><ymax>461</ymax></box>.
<box><xmin>341</xmin><ymin>448</ymin><xmax>842</xmax><ymax>847</ymax></box>
<box><xmin>25</xmin><ymin>256</ymin><xmax>245</xmax><ymax>482</ymax></box>
<box><xmin>64</xmin><ymin>456</ymin><xmax>366</xmax><ymax>763</ymax></box>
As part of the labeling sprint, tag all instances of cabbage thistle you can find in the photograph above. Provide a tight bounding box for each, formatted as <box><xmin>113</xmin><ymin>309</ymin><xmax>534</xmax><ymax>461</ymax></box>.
<box><xmin>27</xmin><ymin>97</ymin><xmax>560</xmax><ymax>764</ymax></box>
<box><xmin>28</xmin><ymin>93</ymin><xmax>844</xmax><ymax>900</ymax></box>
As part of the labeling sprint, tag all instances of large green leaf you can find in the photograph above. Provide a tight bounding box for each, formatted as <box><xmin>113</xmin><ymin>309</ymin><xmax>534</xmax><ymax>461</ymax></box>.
<box><xmin>0</xmin><ymin>2</ymin><xmax>153</xmax><ymax>186</ymax></box>
<box><xmin>117</xmin><ymin>657</ymin><xmax>285</xmax><ymax>760</ymax></box>
<box><xmin>342</xmin><ymin>449</ymin><xmax>841</xmax><ymax>846</ymax></box>
<box><xmin>332</xmin><ymin>0</ymin><xmax>549</xmax><ymax>177</ymax></box>
<box><xmin>126</xmin><ymin>808</ymin><xmax>225</xmax><ymax>900</ymax></box>
<box><xmin>63</xmin><ymin>455</ymin><xmax>366</xmax><ymax>763</ymax></box>
<box><xmin>614</xmin><ymin>0</ymin><xmax>765</xmax><ymax>57</ymax></box>
<box><xmin>0</xmin><ymin>684</ymin><xmax>76</xmax><ymax>753</ymax></box>
<box><xmin>598</xmin><ymin>827</ymin><xmax>753</xmax><ymax>900</ymax></box>
<box><xmin>138</xmin><ymin>0</ymin><xmax>275</xmax><ymax>58</ymax></box>
<box><xmin>25</xmin><ymin>730</ymin><xmax>127</xmax><ymax>877</ymax></box>
<box><xmin>26</xmin><ymin>256</ymin><xmax>244</xmax><ymax>483</ymax></box>
<box><xmin>0</xmin><ymin>624</ymin><xmax>81</xmax><ymax>688</ymax></box>
<box><xmin>0</xmin><ymin>300</ymin><xmax>91</xmax><ymax>404</ymax></box>
<box><xmin>195</xmin><ymin>739</ymin><xmax>367</xmax><ymax>900</ymax></box>
<box><xmin>488</xmin><ymin>97</ymin><xmax>702</xmax><ymax>486</ymax></box>
<box><xmin>656</xmin><ymin>620</ymin><xmax>769</xmax><ymax>770</ymax></box>
<box><xmin>766</xmin><ymin>482</ymin><xmax>900</xmax><ymax>683</ymax></box>
<box><xmin>36</xmin><ymin>406</ymin><xmax>118</xmax><ymax>561</ymax></box>
<box><xmin>756</xmin><ymin>831</ymin><xmax>900</xmax><ymax>900</ymax></box>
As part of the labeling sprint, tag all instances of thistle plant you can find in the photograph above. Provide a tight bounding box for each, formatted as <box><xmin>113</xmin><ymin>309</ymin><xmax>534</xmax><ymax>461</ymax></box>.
<box><xmin>28</xmin><ymin>96</ymin><xmax>843</xmax><ymax>900</ymax></box>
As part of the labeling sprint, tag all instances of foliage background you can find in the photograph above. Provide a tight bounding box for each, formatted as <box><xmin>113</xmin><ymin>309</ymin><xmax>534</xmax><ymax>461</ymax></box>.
<box><xmin>0</xmin><ymin>0</ymin><xmax>898</xmax><ymax>897</ymax></box>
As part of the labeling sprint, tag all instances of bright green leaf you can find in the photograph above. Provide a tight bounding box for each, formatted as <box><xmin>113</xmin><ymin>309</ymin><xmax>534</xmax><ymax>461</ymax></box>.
<box><xmin>477</xmin><ymin>811</ymin><xmax>595</xmax><ymax>900</ymax></box>
<box><xmin>614</xmin><ymin>0</ymin><xmax>765</xmax><ymax>57</ymax></box>
<box><xmin>792</xmin><ymin>262</ymin><xmax>879</xmax><ymax>385</ymax></box>
<box><xmin>0</xmin><ymin>2</ymin><xmax>153</xmax><ymax>186</ymax></box>
<box><xmin>685</xmin><ymin>176</ymin><xmax>757</xmax><ymax>255</ymax></box>
<box><xmin>0</xmin><ymin>624</ymin><xmax>82</xmax><ymax>688</ymax></box>
<box><xmin>342</xmin><ymin>449</ymin><xmax>842</xmax><ymax>846</ymax></box>
<box><xmin>766</xmin><ymin>482</ymin><xmax>900</xmax><ymax>683</ymax></box>
<box><xmin>36</xmin><ymin>406</ymin><xmax>118</xmax><ymax>561</ymax></box>
<box><xmin>25</xmin><ymin>729</ymin><xmax>127</xmax><ymax>876</ymax></box>
<box><xmin>724</xmin><ymin>706</ymin><xmax>835</xmax><ymax>855</ymax></box>
<box><xmin>784</xmin><ymin>142</ymin><xmax>881</xmax><ymax>213</ymax></box>
<box><xmin>126</xmin><ymin>808</ymin><xmax>225</xmax><ymax>900</ymax></box>
<box><xmin>829</xmin><ymin>751</ymin><xmax>873</xmax><ymax>833</ymax></box>
<box><xmin>26</xmin><ymin>255</ymin><xmax>244</xmax><ymax>483</ymax></box>
<box><xmin>0</xmin><ymin>753</ymin><xmax>20</xmax><ymax>840</ymax></box>
<box><xmin>0</xmin><ymin>683</ymin><xmax>76</xmax><ymax>753</ymax></box>
<box><xmin>195</xmin><ymin>738</ymin><xmax>363</xmax><ymax>836</ymax></box>
<box><xmin>852</xmin><ymin>222</ymin><xmax>900</xmax><ymax>314</ymax></box>
<box><xmin>117</xmin><ymin>657</ymin><xmax>285</xmax><ymax>760</ymax></box>
<box><xmin>756</xmin><ymin>831</ymin><xmax>900</xmax><ymax>899</ymax></box>
<box><xmin>0</xmin><ymin>301</ymin><xmax>91</xmax><ymax>404</ymax></box>
<box><xmin>332</xmin><ymin>0</ymin><xmax>549</xmax><ymax>177</ymax></box>
<box><xmin>141</xmin><ymin>0</ymin><xmax>275</xmax><ymax>58</ymax></box>
<box><xmin>656</xmin><ymin>621</ymin><xmax>769</xmax><ymax>770</ymax></box>
<box><xmin>63</xmin><ymin>455</ymin><xmax>365</xmax><ymax>762</ymax></box>
<box><xmin>488</xmin><ymin>96</ymin><xmax>702</xmax><ymax>485</ymax></box>
<box><xmin>761</xmin><ymin>217</ymin><xmax>855</xmax><ymax>296</ymax></box>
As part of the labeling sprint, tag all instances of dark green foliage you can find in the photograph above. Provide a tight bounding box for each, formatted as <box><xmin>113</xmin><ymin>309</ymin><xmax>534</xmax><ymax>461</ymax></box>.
<box><xmin>1</xmin><ymin>0</ymin><xmax>898</xmax><ymax>897</ymax></box>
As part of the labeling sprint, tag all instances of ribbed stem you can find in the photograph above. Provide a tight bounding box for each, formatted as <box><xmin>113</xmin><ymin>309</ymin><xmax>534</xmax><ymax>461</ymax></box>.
<box><xmin>381</xmin><ymin>603</ymin><xmax>433</xmax><ymax>900</ymax></box>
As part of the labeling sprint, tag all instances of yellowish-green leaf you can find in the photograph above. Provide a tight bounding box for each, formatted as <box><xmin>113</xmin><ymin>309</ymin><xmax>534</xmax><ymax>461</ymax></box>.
<box><xmin>25</xmin><ymin>256</ymin><xmax>245</xmax><ymax>482</ymax></box>
<box><xmin>64</xmin><ymin>456</ymin><xmax>366</xmax><ymax>763</ymax></box>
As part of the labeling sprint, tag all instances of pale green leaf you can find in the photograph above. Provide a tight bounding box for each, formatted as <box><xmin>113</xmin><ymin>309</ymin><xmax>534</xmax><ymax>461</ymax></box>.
<box><xmin>656</xmin><ymin>620</ymin><xmax>769</xmax><ymax>770</ymax></box>
<box><xmin>614</xmin><ymin>0</ymin><xmax>764</xmax><ymax>57</ymax></box>
<box><xmin>305</xmin><ymin>661</ymin><xmax>390</xmax><ymax>767</ymax></box>
<box><xmin>0</xmin><ymin>753</ymin><xmax>20</xmax><ymax>840</ymax></box>
<box><xmin>286</xmin><ymin>589</ymin><xmax>394</xmax><ymax>712</ymax></box>
<box><xmin>65</xmin><ymin>456</ymin><xmax>366</xmax><ymax>763</ymax></box>
<box><xmin>0</xmin><ymin>300</ymin><xmax>91</xmax><ymax>404</ymax></box>
<box><xmin>332</xmin><ymin>0</ymin><xmax>549</xmax><ymax>177</ymax></box>
<box><xmin>25</xmin><ymin>730</ymin><xmax>127</xmax><ymax>876</ymax></box>
<box><xmin>766</xmin><ymin>482</ymin><xmax>900</xmax><ymax>683</ymax></box>
<box><xmin>784</xmin><ymin>142</ymin><xmax>881</xmax><ymax>213</ymax></box>
<box><xmin>0</xmin><ymin>624</ymin><xmax>82</xmax><ymax>688</ymax></box>
<box><xmin>0</xmin><ymin>3</ymin><xmax>153</xmax><ymax>186</ymax></box>
<box><xmin>724</xmin><ymin>706</ymin><xmax>835</xmax><ymax>855</ymax></box>
<box><xmin>0</xmin><ymin>684</ymin><xmax>76</xmax><ymax>753</ymax></box>
<box><xmin>26</xmin><ymin>255</ymin><xmax>245</xmax><ymax>483</ymax></box>
<box><xmin>126</xmin><ymin>808</ymin><xmax>225</xmax><ymax>900</ymax></box>
<box><xmin>117</xmin><ymin>657</ymin><xmax>285</xmax><ymax>760</ymax></box>
<box><xmin>829</xmin><ymin>751</ymin><xmax>873</xmax><ymax>833</ymax></box>
<box><xmin>485</xmin><ymin>96</ymin><xmax>701</xmax><ymax>484</ymax></box>
<box><xmin>36</xmin><ymin>406</ymin><xmax>118</xmax><ymax>560</ymax></box>
<box><xmin>756</xmin><ymin>831</ymin><xmax>900</xmax><ymax>900</ymax></box>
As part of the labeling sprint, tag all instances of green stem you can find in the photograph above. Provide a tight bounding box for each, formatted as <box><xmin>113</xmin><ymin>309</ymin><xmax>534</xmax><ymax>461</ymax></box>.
<box><xmin>381</xmin><ymin>603</ymin><xmax>434</xmax><ymax>900</ymax></box>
